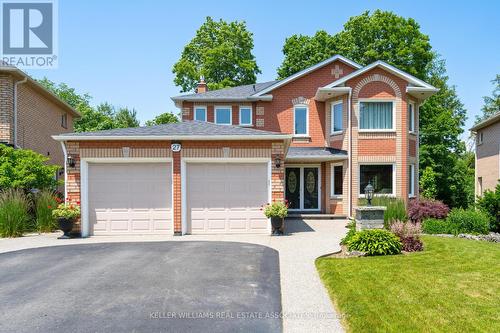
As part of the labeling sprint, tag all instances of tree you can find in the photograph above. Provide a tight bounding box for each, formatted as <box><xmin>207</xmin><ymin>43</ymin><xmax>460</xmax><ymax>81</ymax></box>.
<box><xmin>419</xmin><ymin>166</ymin><xmax>437</xmax><ymax>199</ymax></box>
<box><xmin>172</xmin><ymin>17</ymin><xmax>260</xmax><ymax>92</ymax></box>
<box><xmin>277</xmin><ymin>10</ymin><xmax>433</xmax><ymax>80</ymax></box>
<box><xmin>277</xmin><ymin>10</ymin><xmax>472</xmax><ymax>207</ymax></box>
<box><xmin>475</xmin><ymin>74</ymin><xmax>500</xmax><ymax>123</ymax></box>
<box><xmin>114</xmin><ymin>107</ymin><xmax>140</xmax><ymax>128</ymax></box>
<box><xmin>0</xmin><ymin>145</ymin><xmax>60</xmax><ymax>190</ymax></box>
<box><xmin>145</xmin><ymin>112</ymin><xmax>178</xmax><ymax>126</ymax></box>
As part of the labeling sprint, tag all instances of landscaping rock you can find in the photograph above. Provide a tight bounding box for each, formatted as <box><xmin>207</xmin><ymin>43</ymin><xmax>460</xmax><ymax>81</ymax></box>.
<box><xmin>458</xmin><ymin>232</ymin><xmax>500</xmax><ymax>243</ymax></box>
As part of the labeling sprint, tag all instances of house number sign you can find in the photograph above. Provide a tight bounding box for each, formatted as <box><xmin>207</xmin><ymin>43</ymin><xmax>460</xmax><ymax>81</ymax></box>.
<box><xmin>171</xmin><ymin>143</ymin><xmax>182</xmax><ymax>152</ymax></box>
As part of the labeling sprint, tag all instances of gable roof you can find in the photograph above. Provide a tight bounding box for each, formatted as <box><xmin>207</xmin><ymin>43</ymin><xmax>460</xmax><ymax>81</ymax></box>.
<box><xmin>251</xmin><ymin>55</ymin><xmax>362</xmax><ymax>97</ymax></box>
<box><xmin>324</xmin><ymin>60</ymin><xmax>437</xmax><ymax>90</ymax></box>
<box><xmin>0</xmin><ymin>64</ymin><xmax>80</xmax><ymax>117</ymax></box>
<box><xmin>470</xmin><ymin>112</ymin><xmax>500</xmax><ymax>132</ymax></box>
<box><xmin>52</xmin><ymin>120</ymin><xmax>292</xmax><ymax>141</ymax></box>
<box><xmin>171</xmin><ymin>81</ymin><xmax>277</xmax><ymax>102</ymax></box>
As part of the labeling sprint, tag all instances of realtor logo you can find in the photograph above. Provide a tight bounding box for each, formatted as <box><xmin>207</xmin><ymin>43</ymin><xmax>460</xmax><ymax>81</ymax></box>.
<box><xmin>1</xmin><ymin>0</ymin><xmax>58</xmax><ymax>68</ymax></box>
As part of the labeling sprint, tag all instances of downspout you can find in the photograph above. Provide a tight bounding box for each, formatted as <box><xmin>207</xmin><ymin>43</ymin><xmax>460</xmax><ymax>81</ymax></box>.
<box><xmin>60</xmin><ymin>141</ymin><xmax>68</xmax><ymax>199</ymax></box>
<box><xmin>347</xmin><ymin>87</ymin><xmax>352</xmax><ymax>218</ymax></box>
<box><xmin>13</xmin><ymin>77</ymin><xmax>28</xmax><ymax>147</ymax></box>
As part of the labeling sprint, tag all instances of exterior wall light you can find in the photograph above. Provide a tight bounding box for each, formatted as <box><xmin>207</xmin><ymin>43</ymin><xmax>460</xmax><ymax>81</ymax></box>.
<box><xmin>274</xmin><ymin>156</ymin><xmax>282</xmax><ymax>169</ymax></box>
<box><xmin>67</xmin><ymin>155</ymin><xmax>76</xmax><ymax>168</ymax></box>
<box><xmin>364</xmin><ymin>182</ymin><xmax>374</xmax><ymax>206</ymax></box>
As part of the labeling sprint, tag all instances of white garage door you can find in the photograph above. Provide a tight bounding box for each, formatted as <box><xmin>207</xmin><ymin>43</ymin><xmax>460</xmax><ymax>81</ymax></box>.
<box><xmin>187</xmin><ymin>163</ymin><xmax>269</xmax><ymax>234</ymax></box>
<box><xmin>88</xmin><ymin>163</ymin><xmax>172</xmax><ymax>235</ymax></box>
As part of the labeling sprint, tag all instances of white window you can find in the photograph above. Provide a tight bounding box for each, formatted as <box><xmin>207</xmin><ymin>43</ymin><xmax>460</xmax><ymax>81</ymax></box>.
<box><xmin>359</xmin><ymin>164</ymin><xmax>395</xmax><ymax>196</ymax></box>
<box><xmin>408</xmin><ymin>164</ymin><xmax>415</xmax><ymax>197</ymax></box>
<box><xmin>61</xmin><ymin>114</ymin><xmax>68</xmax><ymax>128</ymax></box>
<box><xmin>331</xmin><ymin>101</ymin><xmax>343</xmax><ymax>134</ymax></box>
<box><xmin>215</xmin><ymin>106</ymin><xmax>232</xmax><ymax>125</ymax></box>
<box><xmin>239</xmin><ymin>106</ymin><xmax>252</xmax><ymax>126</ymax></box>
<box><xmin>408</xmin><ymin>102</ymin><xmax>415</xmax><ymax>133</ymax></box>
<box><xmin>359</xmin><ymin>100</ymin><xmax>395</xmax><ymax>131</ymax></box>
<box><xmin>194</xmin><ymin>106</ymin><xmax>207</xmax><ymax>122</ymax></box>
<box><xmin>477</xmin><ymin>131</ymin><xmax>483</xmax><ymax>145</ymax></box>
<box><xmin>331</xmin><ymin>163</ymin><xmax>343</xmax><ymax>197</ymax></box>
<box><xmin>294</xmin><ymin>105</ymin><xmax>308</xmax><ymax>136</ymax></box>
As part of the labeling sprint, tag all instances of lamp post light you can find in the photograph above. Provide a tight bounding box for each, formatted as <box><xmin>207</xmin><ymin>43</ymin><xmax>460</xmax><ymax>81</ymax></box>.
<box><xmin>364</xmin><ymin>182</ymin><xmax>374</xmax><ymax>206</ymax></box>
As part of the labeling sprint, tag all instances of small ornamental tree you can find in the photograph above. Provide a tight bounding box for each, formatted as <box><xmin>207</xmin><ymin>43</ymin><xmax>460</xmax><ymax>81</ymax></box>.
<box><xmin>0</xmin><ymin>145</ymin><xmax>60</xmax><ymax>190</ymax></box>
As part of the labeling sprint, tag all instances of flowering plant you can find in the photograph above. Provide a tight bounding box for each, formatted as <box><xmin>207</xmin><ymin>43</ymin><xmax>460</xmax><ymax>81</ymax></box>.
<box><xmin>262</xmin><ymin>201</ymin><xmax>288</xmax><ymax>218</ymax></box>
<box><xmin>52</xmin><ymin>200</ymin><xmax>80</xmax><ymax>220</ymax></box>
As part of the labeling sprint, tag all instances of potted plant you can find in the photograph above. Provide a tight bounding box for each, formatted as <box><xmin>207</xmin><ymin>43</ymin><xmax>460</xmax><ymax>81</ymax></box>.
<box><xmin>263</xmin><ymin>201</ymin><xmax>288</xmax><ymax>235</ymax></box>
<box><xmin>52</xmin><ymin>201</ymin><xmax>80</xmax><ymax>239</ymax></box>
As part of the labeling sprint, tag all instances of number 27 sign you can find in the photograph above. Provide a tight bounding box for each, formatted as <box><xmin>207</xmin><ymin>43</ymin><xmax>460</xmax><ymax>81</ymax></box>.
<box><xmin>171</xmin><ymin>143</ymin><xmax>181</xmax><ymax>152</ymax></box>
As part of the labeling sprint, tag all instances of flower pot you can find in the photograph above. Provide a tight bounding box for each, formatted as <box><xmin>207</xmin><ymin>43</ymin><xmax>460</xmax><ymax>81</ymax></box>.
<box><xmin>57</xmin><ymin>217</ymin><xmax>74</xmax><ymax>239</ymax></box>
<box><xmin>271</xmin><ymin>217</ymin><xmax>284</xmax><ymax>236</ymax></box>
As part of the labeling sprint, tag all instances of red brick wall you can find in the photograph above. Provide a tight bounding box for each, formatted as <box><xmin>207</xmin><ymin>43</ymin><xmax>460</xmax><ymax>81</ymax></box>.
<box><xmin>359</xmin><ymin>139</ymin><xmax>397</xmax><ymax>155</ymax></box>
<box><xmin>409</xmin><ymin>139</ymin><xmax>417</xmax><ymax>157</ymax></box>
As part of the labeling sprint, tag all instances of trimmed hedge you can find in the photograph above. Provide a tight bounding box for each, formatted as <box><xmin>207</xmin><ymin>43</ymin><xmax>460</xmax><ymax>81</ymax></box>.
<box><xmin>422</xmin><ymin>218</ymin><xmax>450</xmax><ymax>234</ymax></box>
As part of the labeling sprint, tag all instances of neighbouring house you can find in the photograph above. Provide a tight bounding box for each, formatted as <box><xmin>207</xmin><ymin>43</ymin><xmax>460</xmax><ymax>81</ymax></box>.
<box><xmin>53</xmin><ymin>55</ymin><xmax>437</xmax><ymax>237</ymax></box>
<box><xmin>0</xmin><ymin>63</ymin><xmax>80</xmax><ymax>179</ymax></box>
<box><xmin>470</xmin><ymin>112</ymin><xmax>500</xmax><ymax>197</ymax></box>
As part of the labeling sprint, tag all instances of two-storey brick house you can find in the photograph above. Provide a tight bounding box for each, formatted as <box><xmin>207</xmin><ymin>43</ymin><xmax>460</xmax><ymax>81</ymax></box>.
<box><xmin>54</xmin><ymin>55</ymin><xmax>437</xmax><ymax>237</ymax></box>
<box><xmin>0</xmin><ymin>63</ymin><xmax>80</xmax><ymax>173</ymax></box>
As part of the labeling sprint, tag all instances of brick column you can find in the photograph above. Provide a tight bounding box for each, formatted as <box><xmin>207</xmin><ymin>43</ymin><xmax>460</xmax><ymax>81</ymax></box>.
<box><xmin>271</xmin><ymin>142</ymin><xmax>285</xmax><ymax>202</ymax></box>
<box><xmin>172</xmin><ymin>149</ymin><xmax>182</xmax><ymax>235</ymax></box>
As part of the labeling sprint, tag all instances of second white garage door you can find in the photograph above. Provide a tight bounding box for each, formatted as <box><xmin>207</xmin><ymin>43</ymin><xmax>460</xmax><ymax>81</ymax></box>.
<box><xmin>88</xmin><ymin>162</ymin><xmax>172</xmax><ymax>235</ymax></box>
<box><xmin>186</xmin><ymin>163</ymin><xmax>269</xmax><ymax>234</ymax></box>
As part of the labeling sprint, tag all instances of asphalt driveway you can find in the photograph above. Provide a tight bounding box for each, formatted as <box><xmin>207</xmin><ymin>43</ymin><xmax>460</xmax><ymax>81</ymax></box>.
<box><xmin>0</xmin><ymin>242</ymin><xmax>281</xmax><ymax>333</ymax></box>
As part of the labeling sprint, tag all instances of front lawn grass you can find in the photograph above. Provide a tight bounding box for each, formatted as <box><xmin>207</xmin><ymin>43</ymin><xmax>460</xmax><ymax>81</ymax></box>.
<box><xmin>316</xmin><ymin>236</ymin><xmax>500</xmax><ymax>332</ymax></box>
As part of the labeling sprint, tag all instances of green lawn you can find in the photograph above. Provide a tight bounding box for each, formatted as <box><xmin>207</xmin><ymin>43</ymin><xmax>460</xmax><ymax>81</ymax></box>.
<box><xmin>316</xmin><ymin>236</ymin><xmax>500</xmax><ymax>332</ymax></box>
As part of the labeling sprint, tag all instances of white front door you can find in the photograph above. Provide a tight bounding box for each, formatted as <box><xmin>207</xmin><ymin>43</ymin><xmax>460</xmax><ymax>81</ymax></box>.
<box><xmin>186</xmin><ymin>162</ymin><xmax>269</xmax><ymax>234</ymax></box>
<box><xmin>285</xmin><ymin>166</ymin><xmax>321</xmax><ymax>211</ymax></box>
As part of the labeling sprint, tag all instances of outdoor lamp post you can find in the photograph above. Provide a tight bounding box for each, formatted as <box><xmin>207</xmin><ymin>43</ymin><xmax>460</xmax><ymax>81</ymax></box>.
<box><xmin>364</xmin><ymin>182</ymin><xmax>374</xmax><ymax>206</ymax></box>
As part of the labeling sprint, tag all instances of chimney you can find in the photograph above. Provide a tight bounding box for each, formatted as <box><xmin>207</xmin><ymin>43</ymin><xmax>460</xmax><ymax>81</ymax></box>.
<box><xmin>196</xmin><ymin>76</ymin><xmax>207</xmax><ymax>93</ymax></box>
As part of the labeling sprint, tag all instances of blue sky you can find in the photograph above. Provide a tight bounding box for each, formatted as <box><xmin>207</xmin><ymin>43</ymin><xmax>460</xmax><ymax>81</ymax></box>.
<box><xmin>29</xmin><ymin>0</ymin><xmax>499</xmax><ymax>133</ymax></box>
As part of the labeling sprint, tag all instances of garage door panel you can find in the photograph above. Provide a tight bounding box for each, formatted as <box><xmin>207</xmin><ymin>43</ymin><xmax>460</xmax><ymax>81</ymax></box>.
<box><xmin>89</xmin><ymin>163</ymin><xmax>172</xmax><ymax>235</ymax></box>
<box><xmin>187</xmin><ymin>162</ymin><xmax>269</xmax><ymax>234</ymax></box>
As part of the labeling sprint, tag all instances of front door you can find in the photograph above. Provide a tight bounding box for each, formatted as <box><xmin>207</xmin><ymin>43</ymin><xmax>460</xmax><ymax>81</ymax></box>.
<box><xmin>285</xmin><ymin>166</ymin><xmax>320</xmax><ymax>211</ymax></box>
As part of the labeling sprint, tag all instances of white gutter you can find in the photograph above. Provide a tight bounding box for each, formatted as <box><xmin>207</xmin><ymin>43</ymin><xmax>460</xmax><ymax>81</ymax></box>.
<box><xmin>52</xmin><ymin>134</ymin><xmax>293</xmax><ymax>141</ymax></box>
<box><xmin>13</xmin><ymin>77</ymin><xmax>28</xmax><ymax>147</ymax></box>
<box><xmin>347</xmin><ymin>87</ymin><xmax>352</xmax><ymax>218</ymax></box>
<box><xmin>60</xmin><ymin>141</ymin><xmax>68</xmax><ymax>199</ymax></box>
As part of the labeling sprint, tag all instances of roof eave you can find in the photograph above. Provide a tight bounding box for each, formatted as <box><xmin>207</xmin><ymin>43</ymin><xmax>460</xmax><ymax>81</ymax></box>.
<box><xmin>285</xmin><ymin>155</ymin><xmax>348</xmax><ymax>162</ymax></box>
<box><xmin>170</xmin><ymin>95</ymin><xmax>273</xmax><ymax>103</ymax></box>
<box><xmin>470</xmin><ymin>112</ymin><xmax>500</xmax><ymax>132</ymax></box>
<box><xmin>52</xmin><ymin>134</ymin><xmax>293</xmax><ymax>142</ymax></box>
<box><xmin>314</xmin><ymin>87</ymin><xmax>351</xmax><ymax>101</ymax></box>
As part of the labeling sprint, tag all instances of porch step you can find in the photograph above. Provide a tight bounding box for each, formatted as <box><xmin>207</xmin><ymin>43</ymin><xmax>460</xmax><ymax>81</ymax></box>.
<box><xmin>287</xmin><ymin>214</ymin><xmax>347</xmax><ymax>220</ymax></box>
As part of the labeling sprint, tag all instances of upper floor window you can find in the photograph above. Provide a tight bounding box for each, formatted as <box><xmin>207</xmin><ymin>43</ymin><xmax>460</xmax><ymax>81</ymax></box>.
<box><xmin>408</xmin><ymin>102</ymin><xmax>415</xmax><ymax>133</ymax></box>
<box><xmin>194</xmin><ymin>106</ymin><xmax>207</xmax><ymax>121</ymax></box>
<box><xmin>61</xmin><ymin>114</ymin><xmax>68</xmax><ymax>128</ymax></box>
<box><xmin>294</xmin><ymin>105</ymin><xmax>308</xmax><ymax>136</ymax></box>
<box><xmin>239</xmin><ymin>106</ymin><xmax>252</xmax><ymax>126</ymax></box>
<box><xmin>359</xmin><ymin>101</ymin><xmax>394</xmax><ymax>131</ymax></box>
<box><xmin>477</xmin><ymin>131</ymin><xmax>483</xmax><ymax>145</ymax></box>
<box><xmin>331</xmin><ymin>101</ymin><xmax>343</xmax><ymax>134</ymax></box>
<box><xmin>215</xmin><ymin>106</ymin><xmax>232</xmax><ymax>125</ymax></box>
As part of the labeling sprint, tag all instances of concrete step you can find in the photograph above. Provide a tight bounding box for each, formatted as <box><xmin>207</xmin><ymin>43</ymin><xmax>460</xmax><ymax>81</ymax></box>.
<box><xmin>287</xmin><ymin>214</ymin><xmax>346</xmax><ymax>220</ymax></box>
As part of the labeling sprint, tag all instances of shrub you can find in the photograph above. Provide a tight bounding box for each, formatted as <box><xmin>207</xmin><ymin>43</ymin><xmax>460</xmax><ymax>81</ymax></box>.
<box><xmin>35</xmin><ymin>191</ymin><xmax>58</xmax><ymax>232</ymax></box>
<box><xmin>0</xmin><ymin>189</ymin><xmax>31</xmax><ymax>237</ymax></box>
<box><xmin>347</xmin><ymin>229</ymin><xmax>402</xmax><ymax>256</ymax></box>
<box><xmin>408</xmin><ymin>199</ymin><xmax>449</xmax><ymax>223</ymax></box>
<box><xmin>476</xmin><ymin>183</ymin><xmax>500</xmax><ymax>232</ymax></box>
<box><xmin>422</xmin><ymin>218</ymin><xmax>451</xmax><ymax>234</ymax></box>
<box><xmin>447</xmin><ymin>208</ymin><xmax>490</xmax><ymax>235</ymax></box>
<box><xmin>262</xmin><ymin>201</ymin><xmax>288</xmax><ymax>218</ymax></box>
<box><xmin>0</xmin><ymin>145</ymin><xmax>61</xmax><ymax>190</ymax></box>
<box><xmin>359</xmin><ymin>197</ymin><xmax>407</xmax><ymax>227</ymax></box>
<box><xmin>340</xmin><ymin>220</ymin><xmax>356</xmax><ymax>245</ymax></box>
<box><xmin>390</xmin><ymin>220</ymin><xmax>423</xmax><ymax>252</ymax></box>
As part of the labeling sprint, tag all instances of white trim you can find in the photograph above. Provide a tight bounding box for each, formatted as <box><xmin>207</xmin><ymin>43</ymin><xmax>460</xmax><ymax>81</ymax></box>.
<box><xmin>409</xmin><ymin>164</ymin><xmax>416</xmax><ymax>198</ymax></box>
<box><xmin>79</xmin><ymin>157</ymin><xmax>174</xmax><ymax>238</ymax></box>
<box><xmin>331</xmin><ymin>100</ymin><xmax>344</xmax><ymax>135</ymax></box>
<box><xmin>181</xmin><ymin>157</ymin><xmax>272</xmax><ymax>235</ymax></box>
<box><xmin>239</xmin><ymin>106</ymin><xmax>253</xmax><ymax>126</ymax></box>
<box><xmin>293</xmin><ymin>104</ymin><xmax>309</xmax><ymax>136</ymax></box>
<box><xmin>330</xmin><ymin>162</ymin><xmax>343</xmax><ymax>198</ymax></box>
<box><xmin>324</xmin><ymin>60</ymin><xmax>438</xmax><ymax>90</ymax></box>
<box><xmin>408</xmin><ymin>102</ymin><xmax>416</xmax><ymax>133</ymax></box>
<box><xmin>52</xmin><ymin>134</ymin><xmax>293</xmax><ymax>141</ymax></box>
<box><xmin>252</xmin><ymin>55</ymin><xmax>362</xmax><ymax>97</ymax></box>
<box><xmin>285</xmin><ymin>165</ymin><xmax>322</xmax><ymax>212</ymax></box>
<box><xmin>214</xmin><ymin>105</ymin><xmax>232</xmax><ymax>125</ymax></box>
<box><xmin>347</xmin><ymin>88</ymin><xmax>352</xmax><ymax>217</ymax></box>
<box><xmin>358</xmin><ymin>99</ymin><xmax>396</xmax><ymax>132</ymax></box>
<box><xmin>358</xmin><ymin>163</ymin><xmax>396</xmax><ymax>198</ymax></box>
<box><xmin>193</xmin><ymin>105</ymin><xmax>207</xmax><ymax>121</ymax></box>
